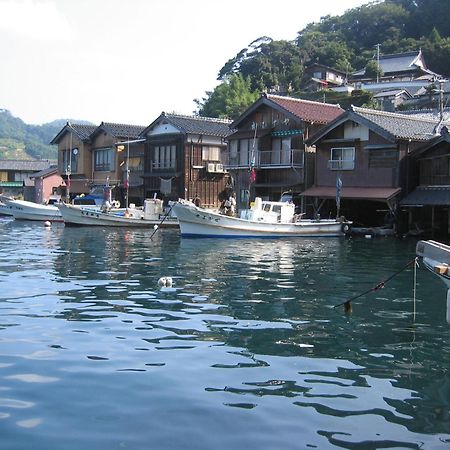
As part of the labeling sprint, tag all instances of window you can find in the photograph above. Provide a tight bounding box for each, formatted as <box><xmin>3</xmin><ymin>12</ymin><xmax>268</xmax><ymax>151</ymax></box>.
<box><xmin>94</xmin><ymin>148</ymin><xmax>114</xmax><ymax>172</ymax></box>
<box><xmin>62</xmin><ymin>148</ymin><xmax>78</xmax><ymax>173</ymax></box>
<box><xmin>368</xmin><ymin>149</ymin><xmax>397</xmax><ymax>168</ymax></box>
<box><xmin>240</xmin><ymin>138</ymin><xmax>258</xmax><ymax>166</ymax></box>
<box><xmin>329</xmin><ymin>147</ymin><xmax>355</xmax><ymax>170</ymax></box>
<box><xmin>153</xmin><ymin>145</ymin><xmax>176</xmax><ymax>169</ymax></box>
<box><xmin>202</xmin><ymin>146</ymin><xmax>220</xmax><ymax>161</ymax></box>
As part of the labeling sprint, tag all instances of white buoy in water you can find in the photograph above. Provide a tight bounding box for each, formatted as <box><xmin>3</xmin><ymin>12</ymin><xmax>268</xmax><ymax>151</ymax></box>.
<box><xmin>44</xmin><ymin>221</ymin><xmax>51</xmax><ymax>228</ymax></box>
<box><xmin>364</xmin><ymin>234</ymin><xmax>372</xmax><ymax>239</ymax></box>
<box><xmin>447</xmin><ymin>289</ymin><xmax>450</xmax><ymax>325</ymax></box>
<box><xmin>158</xmin><ymin>276</ymin><xmax>173</xmax><ymax>288</ymax></box>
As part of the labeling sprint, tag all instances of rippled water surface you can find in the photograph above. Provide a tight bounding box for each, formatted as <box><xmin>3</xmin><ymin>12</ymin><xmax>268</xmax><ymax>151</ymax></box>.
<box><xmin>0</xmin><ymin>217</ymin><xmax>449</xmax><ymax>449</ymax></box>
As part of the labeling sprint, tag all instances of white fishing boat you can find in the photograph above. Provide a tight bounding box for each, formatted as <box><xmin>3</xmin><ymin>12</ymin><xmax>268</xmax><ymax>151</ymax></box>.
<box><xmin>0</xmin><ymin>200</ymin><xmax>13</xmax><ymax>216</ymax></box>
<box><xmin>172</xmin><ymin>198</ymin><xmax>350</xmax><ymax>238</ymax></box>
<box><xmin>57</xmin><ymin>198</ymin><xmax>178</xmax><ymax>228</ymax></box>
<box><xmin>416</xmin><ymin>240</ymin><xmax>450</xmax><ymax>288</ymax></box>
<box><xmin>1</xmin><ymin>197</ymin><xmax>63</xmax><ymax>222</ymax></box>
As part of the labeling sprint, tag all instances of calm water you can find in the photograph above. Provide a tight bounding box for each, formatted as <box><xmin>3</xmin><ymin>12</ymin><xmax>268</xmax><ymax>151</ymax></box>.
<box><xmin>0</xmin><ymin>217</ymin><xmax>449</xmax><ymax>450</ymax></box>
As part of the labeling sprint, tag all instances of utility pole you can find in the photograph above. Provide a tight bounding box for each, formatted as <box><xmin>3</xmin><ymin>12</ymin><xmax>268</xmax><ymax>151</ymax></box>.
<box><xmin>375</xmin><ymin>43</ymin><xmax>380</xmax><ymax>83</ymax></box>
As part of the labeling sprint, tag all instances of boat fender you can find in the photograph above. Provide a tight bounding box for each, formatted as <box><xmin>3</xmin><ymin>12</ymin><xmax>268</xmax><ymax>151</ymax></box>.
<box><xmin>342</xmin><ymin>223</ymin><xmax>350</xmax><ymax>233</ymax></box>
<box><xmin>44</xmin><ymin>221</ymin><xmax>51</xmax><ymax>228</ymax></box>
<box><xmin>112</xmin><ymin>200</ymin><xmax>120</xmax><ymax>209</ymax></box>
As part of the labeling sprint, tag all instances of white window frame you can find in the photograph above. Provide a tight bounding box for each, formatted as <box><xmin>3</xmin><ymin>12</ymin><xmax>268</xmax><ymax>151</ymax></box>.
<box><xmin>329</xmin><ymin>147</ymin><xmax>355</xmax><ymax>170</ymax></box>
<box><xmin>202</xmin><ymin>146</ymin><xmax>220</xmax><ymax>162</ymax></box>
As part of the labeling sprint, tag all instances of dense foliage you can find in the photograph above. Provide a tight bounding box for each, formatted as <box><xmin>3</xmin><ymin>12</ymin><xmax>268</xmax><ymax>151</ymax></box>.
<box><xmin>197</xmin><ymin>0</ymin><xmax>450</xmax><ymax>119</ymax></box>
<box><xmin>0</xmin><ymin>110</ymin><xmax>88</xmax><ymax>160</ymax></box>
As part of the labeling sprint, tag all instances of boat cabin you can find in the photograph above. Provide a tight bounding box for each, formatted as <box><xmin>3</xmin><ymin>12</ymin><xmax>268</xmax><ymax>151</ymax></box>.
<box><xmin>240</xmin><ymin>198</ymin><xmax>296</xmax><ymax>223</ymax></box>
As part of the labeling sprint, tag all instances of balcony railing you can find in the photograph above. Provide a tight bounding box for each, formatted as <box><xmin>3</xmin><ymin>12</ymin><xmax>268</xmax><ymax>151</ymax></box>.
<box><xmin>225</xmin><ymin>149</ymin><xmax>304</xmax><ymax>169</ymax></box>
<box><xmin>328</xmin><ymin>159</ymin><xmax>355</xmax><ymax>170</ymax></box>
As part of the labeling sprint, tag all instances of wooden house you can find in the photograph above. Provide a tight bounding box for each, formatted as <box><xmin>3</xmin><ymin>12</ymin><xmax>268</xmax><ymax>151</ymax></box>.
<box><xmin>401</xmin><ymin>127</ymin><xmax>450</xmax><ymax>236</ymax></box>
<box><xmin>50</xmin><ymin>123</ymin><xmax>97</xmax><ymax>198</ymax></box>
<box><xmin>305</xmin><ymin>106</ymin><xmax>445</xmax><ymax>227</ymax></box>
<box><xmin>51</xmin><ymin>122</ymin><xmax>145</xmax><ymax>206</ymax></box>
<box><xmin>304</xmin><ymin>63</ymin><xmax>347</xmax><ymax>92</ymax></box>
<box><xmin>140</xmin><ymin>113</ymin><xmax>231</xmax><ymax>208</ymax></box>
<box><xmin>224</xmin><ymin>93</ymin><xmax>343</xmax><ymax>211</ymax></box>
<box><xmin>89</xmin><ymin>122</ymin><xmax>145</xmax><ymax>206</ymax></box>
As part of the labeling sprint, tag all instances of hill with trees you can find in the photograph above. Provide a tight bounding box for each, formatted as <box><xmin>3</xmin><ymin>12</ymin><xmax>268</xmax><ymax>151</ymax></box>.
<box><xmin>0</xmin><ymin>109</ymin><xmax>91</xmax><ymax>160</ymax></box>
<box><xmin>196</xmin><ymin>0</ymin><xmax>450</xmax><ymax>119</ymax></box>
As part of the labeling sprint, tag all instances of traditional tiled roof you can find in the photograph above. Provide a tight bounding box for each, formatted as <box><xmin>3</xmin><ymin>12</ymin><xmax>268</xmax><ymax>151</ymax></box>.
<box><xmin>69</xmin><ymin>123</ymin><xmax>97</xmax><ymax>140</ymax></box>
<box><xmin>351</xmin><ymin>106</ymin><xmax>449</xmax><ymax>140</ymax></box>
<box><xmin>266</xmin><ymin>94</ymin><xmax>344</xmax><ymax>125</ymax></box>
<box><xmin>165</xmin><ymin>113</ymin><xmax>231</xmax><ymax>137</ymax></box>
<box><xmin>30</xmin><ymin>166</ymin><xmax>59</xmax><ymax>178</ymax></box>
<box><xmin>50</xmin><ymin>122</ymin><xmax>97</xmax><ymax>144</ymax></box>
<box><xmin>400</xmin><ymin>108</ymin><xmax>450</xmax><ymax>122</ymax></box>
<box><xmin>94</xmin><ymin>122</ymin><xmax>146</xmax><ymax>139</ymax></box>
<box><xmin>142</xmin><ymin>113</ymin><xmax>232</xmax><ymax>138</ymax></box>
<box><xmin>353</xmin><ymin>51</ymin><xmax>427</xmax><ymax>77</ymax></box>
<box><xmin>307</xmin><ymin>106</ymin><xmax>450</xmax><ymax>145</ymax></box>
<box><xmin>0</xmin><ymin>159</ymin><xmax>56</xmax><ymax>171</ymax></box>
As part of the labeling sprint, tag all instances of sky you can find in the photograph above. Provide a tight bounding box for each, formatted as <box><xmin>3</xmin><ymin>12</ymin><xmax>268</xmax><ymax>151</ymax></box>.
<box><xmin>0</xmin><ymin>0</ymin><xmax>368</xmax><ymax>126</ymax></box>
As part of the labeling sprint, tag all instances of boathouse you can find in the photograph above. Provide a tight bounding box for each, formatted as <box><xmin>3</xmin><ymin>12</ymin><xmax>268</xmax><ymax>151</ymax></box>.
<box><xmin>304</xmin><ymin>106</ymin><xmax>448</xmax><ymax>228</ymax></box>
<box><xmin>224</xmin><ymin>93</ymin><xmax>343</xmax><ymax>211</ymax></box>
<box><xmin>139</xmin><ymin>113</ymin><xmax>231</xmax><ymax>208</ymax></box>
<box><xmin>400</xmin><ymin>127</ymin><xmax>450</xmax><ymax>236</ymax></box>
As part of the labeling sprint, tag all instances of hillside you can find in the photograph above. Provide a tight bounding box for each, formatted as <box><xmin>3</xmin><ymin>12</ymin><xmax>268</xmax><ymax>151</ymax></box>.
<box><xmin>0</xmin><ymin>109</ymin><xmax>92</xmax><ymax>160</ymax></box>
<box><xmin>198</xmin><ymin>0</ymin><xmax>450</xmax><ymax>118</ymax></box>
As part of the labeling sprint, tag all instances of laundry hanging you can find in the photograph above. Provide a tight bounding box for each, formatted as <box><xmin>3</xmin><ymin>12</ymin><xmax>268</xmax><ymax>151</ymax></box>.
<box><xmin>160</xmin><ymin>178</ymin><xmax>172</xmax><ymax>195</ymax></box>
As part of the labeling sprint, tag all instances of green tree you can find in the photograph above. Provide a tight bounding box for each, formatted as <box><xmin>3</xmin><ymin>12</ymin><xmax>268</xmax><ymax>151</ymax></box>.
<box><xmin>364</xmin><ymin>59</ymin><xmax>384</xmax><ymax>80</ymax></box>
<box><xmin>195</xmin><ymin>74</ymin><xmax>259</xmax><ymax>120</ymax></box>
<box><xmin>218</xmin><ymin>39</ymin><xmax>304</xmax><ymax>93</ymax></box>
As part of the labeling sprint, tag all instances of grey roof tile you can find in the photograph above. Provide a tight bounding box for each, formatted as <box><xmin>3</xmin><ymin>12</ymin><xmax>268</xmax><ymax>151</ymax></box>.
<box><xmin>97</xmin><ymin>122</ymin><xmax>146</xmax><ymax>139</ymax></box>
<box><xmin>0</xmin><ymin>159</ymin><xmax>56</xmax><ymax>171</ymax></box>
<box><xmin>351</xmin><ymin>106</ymin><xmax>449</xmax><ymax>140</ymax></box>
<box><xmin>164</xmin><ymin>113</ymin><xmax>232</xmax><ymax>137</ymax></box>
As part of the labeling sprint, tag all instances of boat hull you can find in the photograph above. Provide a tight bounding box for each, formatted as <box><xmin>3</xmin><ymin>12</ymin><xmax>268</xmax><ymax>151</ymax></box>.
<box><xmin>417</xmin><ymin>240</ymin><xmax>450</xmax><ymax>288</ymax></box>
<box><xmin>57</xmin><ymin>203</ymin><xmax>178</xmax><ymax>228</ymax></box>
<box><xmin>4</xmin><ymin>199</ymin><xmax>63</xmax><ymax>222</ymax></box>
<box><xmin>173</xmin><ymin>202</ymin><xmax>346</xmax><ymax>238</ymax></box>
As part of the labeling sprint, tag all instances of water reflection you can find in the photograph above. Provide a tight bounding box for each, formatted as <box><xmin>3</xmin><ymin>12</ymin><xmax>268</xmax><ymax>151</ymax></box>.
<box><xmin>0</xmin><ymin>222</ymin><xmax>448</xmax><ymax>448</ymax></box>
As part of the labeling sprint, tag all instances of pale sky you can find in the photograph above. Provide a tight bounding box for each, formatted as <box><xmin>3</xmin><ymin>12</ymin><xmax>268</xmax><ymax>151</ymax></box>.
<box><xmin>0</xmin><ymin>0</ymin><xmax>368</xmax><ymax>126</ymax></box>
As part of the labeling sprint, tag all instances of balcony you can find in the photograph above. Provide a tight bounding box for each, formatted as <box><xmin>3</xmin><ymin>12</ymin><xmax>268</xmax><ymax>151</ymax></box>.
<box><xmin>225</xmin><ymin>149</ymin><xmax>304</xmax><ymax>169</ymax></box>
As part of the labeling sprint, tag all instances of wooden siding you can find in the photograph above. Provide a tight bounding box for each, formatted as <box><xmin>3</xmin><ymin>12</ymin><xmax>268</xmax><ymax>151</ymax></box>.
<box><xmin>143</xmin><ymin>137</ymin><xmax>228</xmax><ymax>208</ymax></box>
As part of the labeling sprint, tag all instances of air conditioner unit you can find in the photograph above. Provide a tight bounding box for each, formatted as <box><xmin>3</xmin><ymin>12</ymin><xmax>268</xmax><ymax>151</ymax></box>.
<box><xmin>215</xmin><ymin>163</ymin><xmax>224</xmax><ymax>173</ymax></box>
<box><xmin>207</xmin><ymin>163</ymin><xmax>216</xmax><ymax>173</ymax></box>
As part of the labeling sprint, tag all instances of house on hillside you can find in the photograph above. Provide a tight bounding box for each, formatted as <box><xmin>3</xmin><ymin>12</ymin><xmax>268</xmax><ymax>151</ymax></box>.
<box><xmin>304</xmin><ymin>63</ymin><xmax>347</xmax><ymax>92</ymax></box>
<box><xmin>351</xmin><ymin>50</ymin><xmax>437</xmax><ymax>84</ymax></box>
<box><xmin>0</xmin><ymin>159</ymin><xmax>56</xmax><ymax>199</ymax></box>
<box><xmin>139</xmin><ymin>113</ymin><xmax>231</xmax><ymax>208</ymax></box>
<box><xmin>400</xmin><ymin>127</ymin><xmax>450</xmax><ymax>236</ymax></box>
<box><xmin>304</xmin><ymin>106</ymin><xmax>448</xmax><ymax>228</ymax></box>
<box><xmin>224</xmin><ymin>93</ymin><xmax>343</xmax><ymax>212</ymax></box>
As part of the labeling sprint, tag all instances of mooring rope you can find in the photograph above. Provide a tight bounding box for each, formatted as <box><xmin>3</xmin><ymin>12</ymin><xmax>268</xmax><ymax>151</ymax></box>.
<box><xmin>334</xmin><ymin>257</ymin><xmax>418</xmax><ymax>311</ymax></box>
